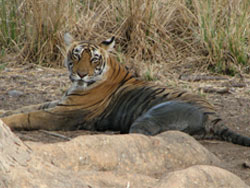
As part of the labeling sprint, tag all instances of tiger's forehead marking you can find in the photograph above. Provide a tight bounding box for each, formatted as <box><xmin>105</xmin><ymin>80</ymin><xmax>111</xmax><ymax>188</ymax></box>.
<box><xmin>71</xmin><ymin>42</ymin><xmax>101</xmax><ymax>58</ymax></box>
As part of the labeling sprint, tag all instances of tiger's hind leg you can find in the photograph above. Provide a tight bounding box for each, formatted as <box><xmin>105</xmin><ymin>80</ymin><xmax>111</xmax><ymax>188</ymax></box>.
<box><xmin>129</xmin><ymin>101</ymin><xmax>207</xmax><ymax>137</ymax></box>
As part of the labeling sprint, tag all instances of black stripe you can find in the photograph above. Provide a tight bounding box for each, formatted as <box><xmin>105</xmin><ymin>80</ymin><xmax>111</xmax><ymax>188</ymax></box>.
<box><xmin>176</xmin><ymin>91</ymin><xmax>186</xmax><ymax>98</ymax></box>
<box><xmin>204</xmin><ymin>112</ymin><xmax>216</xmax><ymax>115</ymax></box>
<box><xmin>101</xmin><ymin>37</ymin><xmax>115</xmax><ymax>45</ymax></box>
<box><xmin>66</xmin><ymin>93</ymin><xmax>89</xmax><ymax>97</ymax></box>
<box><xmin>56</xmin><ymin>103</ymin><xmax>84</xmax><ymax>107</ymax></box>
<box><xmin>212</xmin><ymin>118</ymin><xmax>221</xmax><ymax>125</ymax></box>
<box><xmin>162</xmin><ymin>93</ymin><xmax>169</xmax><ymax>98</ymax></box>
<box><xmin>151</xmin><ymin>88</ymin><xmax>166</xmax><ymax>97</ymax></box>
<box><xmin>119</xmin><ymin>72</ymin><xmax>134</xmax><ymax>86</ymax></box>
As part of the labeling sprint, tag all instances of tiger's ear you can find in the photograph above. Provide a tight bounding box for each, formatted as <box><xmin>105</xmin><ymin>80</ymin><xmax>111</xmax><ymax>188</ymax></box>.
<box><xmin>64</xmin><ymin>33</ymin><xmax>74</xmax><ymax>47</ymax></box>
<box><xmin>100</xmin><ymin>36</ymin><xmax>115</xmax><ymax>52</ymax></box>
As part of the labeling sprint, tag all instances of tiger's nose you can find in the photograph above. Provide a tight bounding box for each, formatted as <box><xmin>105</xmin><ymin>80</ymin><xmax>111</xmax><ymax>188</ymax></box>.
<box><xmin>77</xmin><ymin>71</ymin><xmax>87</xmax><ymax>78</ymax></box>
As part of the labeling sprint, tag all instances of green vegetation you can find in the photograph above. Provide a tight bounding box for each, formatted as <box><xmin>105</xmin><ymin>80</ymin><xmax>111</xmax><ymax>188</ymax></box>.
<box><xmin>0</xmin><ymin>0</ymin><xmax>249</xmax><ymax>74</ymax></box>
<box><xmin>144</xmin><ymin>70</ymin><xmax>157</xmax><ymax>81</ymax></box>
<box><xmin>0</xmin><ymin>62</ymin><xmax>7</xmax><ymax>71</ymax></box>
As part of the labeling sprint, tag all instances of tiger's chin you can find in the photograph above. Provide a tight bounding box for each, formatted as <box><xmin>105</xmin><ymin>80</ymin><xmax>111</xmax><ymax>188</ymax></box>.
<box><xmin>76</xmin><ymin>81</ymin><xmax>87</xmax><ymax>88</ymax></box>
<box><xmin>67</xmin><ymin>80</ymin><xmax>97</xmax><ymax>93</ymax></box>
<box><xmin>76</xmin><ymin>80</ymin><xmax>96</xmax><ymax>88</ymax></box>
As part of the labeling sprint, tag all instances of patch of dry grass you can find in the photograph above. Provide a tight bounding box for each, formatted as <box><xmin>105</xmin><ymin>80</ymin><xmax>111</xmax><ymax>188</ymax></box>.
<box><xmin>0</xmin><ymin>0</ymin><xmax>249</xmax><ymax>75</ymax></box>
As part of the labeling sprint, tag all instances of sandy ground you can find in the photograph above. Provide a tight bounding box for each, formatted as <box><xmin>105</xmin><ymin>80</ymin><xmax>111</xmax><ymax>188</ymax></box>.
<box><xmin>0</xmin><ymin>63</ymin><xmax>250</xmax><ymax>185</ymax></box>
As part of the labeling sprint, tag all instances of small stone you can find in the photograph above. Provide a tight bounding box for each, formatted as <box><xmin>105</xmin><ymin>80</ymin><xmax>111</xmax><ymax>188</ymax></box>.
<box><xmin>4</xmin><ymin>68</ymin><xmax>10</xmax><ymax>72</ymax></box>
<box><xmin>37</xmin><ymin>68</ymin><xmax>43</xmax><ymax>71</ymax></box>
<box><xmin>8</xmin><ymin>90</ymin><xmax>24</xmax><ymax>97</ymax></box>
<box><xmin>242</xmin><ymin>161</ymin><xmax>250</xmax><ymax>169</ymax></box>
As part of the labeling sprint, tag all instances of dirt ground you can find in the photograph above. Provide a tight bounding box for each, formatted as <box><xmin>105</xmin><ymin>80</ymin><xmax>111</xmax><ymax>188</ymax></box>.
<box><xmin>0</xmin><ymin>63</ymin><xmax>250</xmax><ymax>185</ymax></box>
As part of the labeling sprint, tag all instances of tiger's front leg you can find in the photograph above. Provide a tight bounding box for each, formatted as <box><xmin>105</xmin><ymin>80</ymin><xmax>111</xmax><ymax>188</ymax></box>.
<box><xmin>1</xmin><ymin>105</ymin><xmax>86</xmax><ymax>131</ymax></box>
<box><xmin>0</xmin><ymin>100</ymin><xmax>59</xmax><ymax>118</ymax></box>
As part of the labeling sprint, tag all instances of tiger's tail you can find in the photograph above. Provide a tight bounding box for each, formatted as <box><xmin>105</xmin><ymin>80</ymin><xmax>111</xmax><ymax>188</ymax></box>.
<box><xmin>212</xmin><ymin>122</ymin><xmax>250</xmax><ymax>146</ymax></box>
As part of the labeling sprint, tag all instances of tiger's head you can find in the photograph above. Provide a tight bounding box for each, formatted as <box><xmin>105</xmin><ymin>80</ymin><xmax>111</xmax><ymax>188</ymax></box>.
<box><xmin>64</xmin><ymin>33</ymin><xmax>115</xmax><ymax>90</ymax></box>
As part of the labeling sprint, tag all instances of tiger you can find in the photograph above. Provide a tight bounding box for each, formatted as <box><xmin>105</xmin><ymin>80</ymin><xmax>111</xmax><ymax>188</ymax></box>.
<box><xmin>1</xmin><ymin>33</ymin><xmax>250</xmax><ymax>147</ymax></box>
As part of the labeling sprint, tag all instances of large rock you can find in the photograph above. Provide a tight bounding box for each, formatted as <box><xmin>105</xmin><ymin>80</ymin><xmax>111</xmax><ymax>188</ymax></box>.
<box><xmin>0</xmin><ymin>118</ymin><xmax>31</xmax><ymax>188</ymax></box>
<box><xmin>1</xmin><ymin>119</ymin><xmax>249</xmax><ymax>188</ymax></box>
<box><xmin>28</xmin><ymin>131</ymin><xmax>221</xmax><ymax>176</ymax></box>
<box><xmin>156</xmin><ymin>165</ymin><xmax>249</xmax><ymax>188</ymax></box>
<box><xmin>0</xmin><ymin>120</ymin><xmax>91</xmax><ymax>188</ymax></box>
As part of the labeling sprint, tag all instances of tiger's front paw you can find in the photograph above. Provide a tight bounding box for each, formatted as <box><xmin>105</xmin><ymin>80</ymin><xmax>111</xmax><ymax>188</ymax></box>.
<box><xmin>1</xmin><ymin>113</ymin><xmax>29</xmax><ymax>131</ymax></box>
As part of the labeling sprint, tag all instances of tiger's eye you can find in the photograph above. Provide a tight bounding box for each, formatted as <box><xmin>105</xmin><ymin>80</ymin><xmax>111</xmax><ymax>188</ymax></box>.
<box><xmin>74</xmin><ymin>48</ymin><xmax>80</xmax><ymax>53</ymax></box>
<box><xmin>68</xmin><ymin>62</ymin><xmax>73</xmax><ymax>67</ymax></box>
<box><xmin>91</xmin><ymin>58</ymin><xmax>99</xmax><ymax>63</ymax></box>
